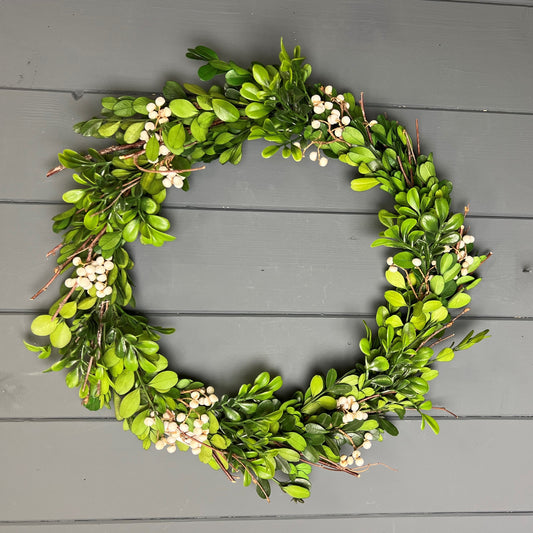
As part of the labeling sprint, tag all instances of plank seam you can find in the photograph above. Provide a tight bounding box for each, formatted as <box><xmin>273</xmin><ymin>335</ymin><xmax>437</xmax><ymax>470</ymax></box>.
<box><xmin>2</xmin><ymin>199</ymin><xmax>533</xmax><ymax>221</ymax></box>
<box><xmin>1</xmin><ymin>510</ymin><xmax>533</xmax><ymax>526</ymax></box>
<box><xmin>0</xmin><ymin>85</ymin><xmax>532</xmax><ymax>116</ymax></box>
<box><xmin>425</xmin><ymin>0</ymin><xmax>533</xmax><ymax>7</ymax></box>
<box><xmin>5</xmin><ymin>309</ymin><xmax>533</xmax><ymax>321</ymax></box>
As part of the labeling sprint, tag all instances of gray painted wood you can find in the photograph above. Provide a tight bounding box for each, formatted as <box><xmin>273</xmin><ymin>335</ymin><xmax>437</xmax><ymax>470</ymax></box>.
<box><xmin>2</xmin><ymin>516</ymin><xmax>533</xmax><ymax>532</ymax></box>
<box><xmin>1</xmin><ymin>420</ymin><xmax>531</xmax><ymax>521</ymax></box>
<box><xmin>6</xmin><ymin>314</ymin><xmax>533</xmax><ymax>418</ymax></box>
<box><xmin>3</xmin><ymin>90</ymin><xmax>533</xmax><ymax>218</ymax></box>
<box><xmin>0</xmin><ymin>1</ymin><xmax>532</xmax><ymax>112</ymax></box>
<box><xmin>1</xmin><ymin>0</ymin><xmax>532</xmax><ymax>528</ymax></box>
<box><xmin>6</xmin><ymin>205</ymin><xmax>532</xmax><ymax>316</ymax></box>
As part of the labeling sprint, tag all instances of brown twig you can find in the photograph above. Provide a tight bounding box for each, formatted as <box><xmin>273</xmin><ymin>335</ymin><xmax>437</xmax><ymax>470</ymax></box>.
<box><xmin>213</xmin><ymin>452</ymin><xmax>237</xmax><ymax>483</ymax></box>
<box><xmin>46</xmin><ymin>141</ymin><xmax>145</xmax><ymax>177</ymax></box>
<box><xmin>31</xmin><ymin>226</ymin><xmax>107</xmax><ymax>300</ymax></box>
<box><xmin>51</xmin><ymin>284</ymin><xmax>78</xmax><ymax>321</ymax></box>
<box><xmin>46</xmin><ymin>243</ymin><xmax>63</xmax><ymax>257</ymax></box>
<box><xmin>416</xmin><ymin>307</ymin><xmax>470</xmax><ymax>350</ymax></box>
<box><xmin>429</xmin><ymin>333</ymin><xmax>455</xmax><ymax>349</ymax></box>
<box><xmin>397</xmin><ymin>156</ymin><xmax>413</xmax><ymax>188</ymax></box>
<box><xmin>92</xmin><ymin>177</ymin><xmax>142</xmax><ymax>216</ymax></box>
<box><xmin>359</xmin><ymin>92</ymin><xmax>373</xmax><ymax>144</ymax></box>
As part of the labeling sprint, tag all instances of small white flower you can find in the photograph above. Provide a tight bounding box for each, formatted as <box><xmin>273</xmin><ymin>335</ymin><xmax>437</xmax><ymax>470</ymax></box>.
<box><xmin>328</xmin><ymin>114</ymin><xmax>339</xmax><ymax>125</ymax></box>
<box><xmin>162</xmin><ymin>107</ymin><xmax>172</xmax><ymax>117</ymax></box>
<box><xmin>458</xmin><ymin>240</ymin><xmax>465</xmax><ymax>249</ymax></box>
<box><xmin>463</xmin><ymin>235</ymin><xmax>475</xmax><ymax>244</ymax></box>
<box><xmin>324</xmin><ymin>101</ymin><xmax>334</xmax><ymax>110</ymax></box>
<box><xmin>96</xmin><ymin>290</ymin><xmax>106</xmax><ymax>298</ymax></box>
<box><xmin>173</xmin><ymin>176</ymin><xmax>185</xmax><ymax>189</ymax></box>
<box><xmin>431</xmin><ymin>260</ymin><xmax>437</xmax><ymax>266</ymax></box>
<box><xmin>148</xmin><ymin>110</ymin><xmax>158</xmax><ymax>120</ymax></box>
<box><xmin>103</xmin><ymin>260</ymin><xmax>114</xmax><ymax>271</ymax></box>
<box><xmin>311</xmin><ymin>95</ymin><xmax>322</xmax><ymax>104</ymax></box>
<box><xmin>319</xmin><ymin>157</ymin><xmax>328</xmax><ymax>167</ymax></box>
<box><xmin>144</xmin><ymin>417</ymin><xmax>155</xmax><ymax>427</ymax></box>
<box><xmin>386</xmin><ymin>257</ymin><xmax>394</xmax><ymax>265</ymax></box>
<box><xmin>336</xmin><ymin>94</ymin><xmax>345</xmax><ymax>102</ymax></box>
<box><xmin>368</xmin><ymin>120</ymin><xmax>378</xmax><ymax>127</ymax></box>
<box><xmin>355</xmin><ymin>457</ymin><xmax>365</xmax><ymax>467</ymax></box>
<box><xmin>144</xmin><ymin>122</ymin><xmax>156</xmax><ymax>131</ymax></box>
<box><xmin>292</xmin><ymin>142</ymin><xmax>301</xmax><ymax>149</ymax></box>
<box><xmin>309</xmin><ymin>151</ymin><xmax>318</xmax><ymax>162</ymax></box>
<box><xmin>72</xmin><ymin>257</ymin><xmax>82</xmax><ymax>266</ymax></box>
<box><xmin>159</xmin><ymin>117</ymin><xmax>169</xmax><ymax>124</ymax></box>
<box><xmin>311</xmin><ymin>120</ymin><xmax>321</xmax><ymax>129</ymax></box>
<box><xmin>162</xmin><ymin>177</ymin><xmax>172</xmax><ymax>188</ymax></box>
<box><xmin>334</xmin><ymin>127</ymin><xmax>344</xmax><ymax>137</ymax></box>
<box><xmin>324</xmin><ymin>85</ymin><xmax>333</xmax><ymax>95</ymax></box>
<box><xmin>191</xmin><ymin>447</ymin><xmax>202</xmax><ymax>456</ymax></box>
<box><xmin>103</xmin><ymin>286</ymin><xmax>113</xmax><ymax>296</ymax></box>
<box><xmin>412</xmin><ymin>258</ymin><xmax>422</xmax><ymax>267</ymax></box>
<box><xmin>155</xmin><ymin>440</ymin><xmax>166</xmax><ymax>451</ymax></box>
<box><xmin>85</xmin><ymin>265</ymin><xmax>95</xmax><ymax>275</ymax></box>
<box><xmin>176</xmin><ymin>413</ymin><xmax>187</xmax><ymax>423</ymax></box>
<box><xmin>159</xmin><ymin>145</ymin><xmax>170</xmax><ymax>156</ymax></box>
<box><xmin>330</xmin><ymin>108</ymin><xmax>340</xmax><ymax>117</ymax></box>
<box><xmin>341</xmin><ymin>116</ymin><xmax>351</xmax><ymax>126</ymax></box>
<box><xmin>95</xmin><ymin>281</ymin><xmax>105</xmax><ymax>291</ymax></box>
<box><xmin>313</xmin><ymin>104</ymin><xmax>325</xmax><ymax>114</ymax></box>
<box><xmin>64</xmin><ymin>278</ymin><xmax>77</xmax><ymax>288</ymax></box>
<box><xmin>461</xmin><ymin>268</ymin><xmax>469</xmax><ymax>276</ymax></box>
<box><xmin>166</xmin><ymin>445</ymin><xmax>177</xmax><ymax>454</ymax></box>
<box><xmin>443</xmin><ymin>245</ymin><xmax>451</xmax><ymax>253</ymax></box>
<box><xmin>189</xmin><ymin>399</ymin><xmax>199</xmax><ymax>409</ymax></box>
<box><xmin>364</xmin><ymin>432</ymin><xmax>373</xmax><ymax>441</ymax></box>
<box><xmin>76</xmin><ymin>267</ymin><xmax>86</xmax><ymax>277</ymax></box>
<box><xmin>155</xmin><ymin>96</ymin><xmax>166</xmax><ymax>107</ymax></box>
<box><xmin>388</xmin><ymin>265</ymin><xmax>399</xmax><ymax>273</ymax></box>
<box><xmin>146</xmin><ymin>102</ymin><xmax>157</xmax><ymax>112</ymax></box>
<box><xmin>208</xmin><ymin>394</ymin><xmax>219</xmax><ymax>403</ymax></box>
<box><xmin>362</xmin><ymin>440</ymin><xmax>372</xmax><ymax>449</ymax></box>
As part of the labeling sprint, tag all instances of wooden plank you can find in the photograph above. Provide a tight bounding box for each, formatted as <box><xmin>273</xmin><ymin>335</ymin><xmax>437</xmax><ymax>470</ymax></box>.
<box><xmin>0</xmin><ymin>420</ymin><xmax>531</xmax><ymax>520</ymax></box>
<box><xmin>0</xmin><ymin>1</ymin><xmax>532</xmax><ymax>112</ymax></box>
<box><xmin>6</xmin><ymin>204</ymin><xmax>533</xmax><ymax>316</ymax></box>
<box><xmin>7</xmin><ymin>314</ymin><xmax>533</xmax><ymax>418</ymax></box>
<box><xmin>2</xmin><ymin>515</ymin><xmax>533</xmax><ymax>533</ymax></box>
<box><xmin>3</xmin><ymin>89</ymin><xmax>533</xmax><ymax>217</ymax></box>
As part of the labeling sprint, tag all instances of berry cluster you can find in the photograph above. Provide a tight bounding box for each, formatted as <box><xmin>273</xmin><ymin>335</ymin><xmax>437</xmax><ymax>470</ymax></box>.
<box><xmin>64</xmin><ymin>255</ymin><xmax>114</xmax><ymax>298</ymax></box>
<box><xmin>339</xmin><ymin>432</ymin><xmax>373</xmax><ymax>468</ymax></box>
<box><xmin>337</xmin><ymin>395</ymin><xmax>369</xmax><ymax>423</ymax></box>
<box><xmin>145</xmin><ymin>410</ymin><xmax>211</xmax><ymax>455</ymax></box>
<box><xmin>139</xmin><ymin>97</ymin><xmax>172</xmax><ymax>163</ymax></box>
<box><xmin>308</xmin><ymin>85</ymin><xmax>352</xmax><ymax>167</ymax></box>
<box><xmin>444</xmin><ymin>231</ymin><xmax>476</xmax><ymax>276</ymax></box>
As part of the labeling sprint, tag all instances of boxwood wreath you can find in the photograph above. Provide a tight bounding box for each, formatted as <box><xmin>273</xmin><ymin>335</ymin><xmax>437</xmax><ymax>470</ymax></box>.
<box><xmin>27</xmin><ymin>41</ymin><xmax>491</xmax><ymax>502</ymax></box>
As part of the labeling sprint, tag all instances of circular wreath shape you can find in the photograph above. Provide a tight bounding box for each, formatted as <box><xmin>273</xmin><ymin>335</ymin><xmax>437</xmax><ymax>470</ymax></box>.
<box><xmin>27</xmin><ymin>41</ymin><xmax>490</xmax><ymax>502</ymax></box>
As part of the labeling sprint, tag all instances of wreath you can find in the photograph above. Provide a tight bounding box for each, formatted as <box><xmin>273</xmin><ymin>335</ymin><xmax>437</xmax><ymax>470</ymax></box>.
<box><xmin>26</xmin><ymin>41</ymin><xmax>490</xmax><ymax>502</ymax></box>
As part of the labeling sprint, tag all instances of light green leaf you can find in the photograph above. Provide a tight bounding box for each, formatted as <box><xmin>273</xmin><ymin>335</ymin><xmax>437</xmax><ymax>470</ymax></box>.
<box><xmin>448</xmin><ymin>292</ymin><xmax>471</xmax><ymax>309</ymax></box>
<box><xmin>149</xmin><ymin>370</ymin><xmax>178</xmax><ymax>392</ymax></box>
<box><xmin>145</xmin><ymin>136</ymin><xmax>160</xmax><ymax>162</ymax></box>
<box><xmin>385</xmin><ymin>270</ymin><xmax>406</xmax><ymax>289</ymax></box>
<box><xmin>351</xmin><ymin>178</ymin><xmax>379</xmax><ymax>191</ymax></box>
<box><xmin>123</xmin><ymin>122</ymin><xmax>145</xmax><ymax>144</ymax></box>
<box><xmin>169</xmin><ymin>99</ymin><xmax>198</xmax><ymax>118</ymax></box>
<box><xmin>384</xmin><ymin>290</ymin><xmax>407</xmax><ymax>308</ymax></box>
<box><xmin>212</xmin><ymin>99</ymin><xmax>240</xmax><ymax>122</ymax></box>
<box><xmin>49</xmin><ymin>321</ymin><xmax>72</xmax><ymax>348</ymax></box>
<box><xmin>114</xmin><ymin>370</ymin><xmax>135</xmax><ymax>395</ymax></box>
<box><xmin>309</xmin><ymin>375</ymin><xmax>323</xmax><ymax>396</ymax></box>
<box><xmin>31</xmin><ymin>315</ymin><xmax>58</xmax><ymax>336</ymax></box>
<box><xmin>59</xmin><ymin>301</ymin><xmax>77</xmax><ymax>319</ymax></box>
<box><xmin>342</xmin><ymin>126</ymin><xmax>365</xmax><ymax>145</ymax></box>
<box><xmin>119</xmin><ymin>389</ymin><xmax>141</xmax><ymax>419</ymax></box>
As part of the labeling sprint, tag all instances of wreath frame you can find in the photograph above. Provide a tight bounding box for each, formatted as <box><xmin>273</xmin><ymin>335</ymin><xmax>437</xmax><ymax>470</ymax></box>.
<box><xmin>26</xmin><ymin>41</ymin><xmax>490</xmax><ymax>502</ymax></box>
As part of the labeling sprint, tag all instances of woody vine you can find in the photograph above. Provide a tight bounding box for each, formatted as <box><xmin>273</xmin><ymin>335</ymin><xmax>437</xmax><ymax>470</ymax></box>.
<box><xmin>26</xmin><ymin>41</ymin><xmax>490</xmax><ymax>501</ymax></box>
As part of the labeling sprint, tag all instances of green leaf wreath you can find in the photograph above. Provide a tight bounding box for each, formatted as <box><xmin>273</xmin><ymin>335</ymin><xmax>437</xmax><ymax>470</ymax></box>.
<box><xmin>27</xmin><ymin>40</ymin><xmax>490</xmax><ymax>502</ymax></box>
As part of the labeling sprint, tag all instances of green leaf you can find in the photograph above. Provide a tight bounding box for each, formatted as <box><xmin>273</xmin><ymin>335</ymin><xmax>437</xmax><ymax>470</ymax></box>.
<box><xmin>261</xmin><ymin>145</ymin><xmax>280</xmax><ymax>159</ymax></box>
<box><xmin>169</xmin><ymin>99</ymin><xmax>198</xmax><ymax>118</ymax></box>
<box><xmin>252</xmin><ymin>64</ymin><xmax>271</xmax><ymax>87</ymax></box>
<box><xmin>287</xmin><ymin>432</ymin><xmax>307</xmax><ymax>452</ymax></box>
<box><xmin>368</xmin><ymin>356</ymin><xmax>389</xmax><ymax>372</ymax></box>
<box><xmin>245</xmin><ymin>102</ymin><xmax>270</xmax><ymax>119</ymax></box>
<box><xmin>419</xmin><ymin>213</ymin><xmax>439</xmax><ymax>233</ymax></box>
<box><xmin>114</xmin><ymin>370</ymin><xmax>135</xmax><ymax>395</ymax></box>
<box><xmin>384</xmin><ymin>290</ymin><xmax>407</xmax><ymax>308</ymax></box>
<box><xmin>31</xmin><ymin>315</ymin><xmax>58</xmax><ymax>336</ymax></box>
<box><xmin>145</xmin><ymin>136</ymin><xmax>160</xmax><ymax>162</ymax></box>
<box><xmin>59</xmin><ymin>301</ymin><xmax>77</xmax><ymax>319</ymax></box>
<box><xmin>351</xmin><ymin>178</ymin><xmax>379</xmax><ymax>191</ymax></box>
<box><xmin>113</xmin><ymin>100</ymin><xmax>136</xmax><ymax>117</ymax></box>
<box><xmin>99</xmin><ymin>231</ymin><xmax>122</xmax><ymax>252</ymax></box>
<box><xmin>309</xmin><ymin>375</ymin><xmax>324</xmax><ymax>396</ymax></box>
<box><xmin>123</xmin><ymin>122</ymin><xmax>146</xmax><ymax>143</ymax></box>
<box><xmin>282</xmin><ymin>484</ymin><xmax>310</xmax><ymax>499</ymax></box>
<box><xmin>119</xmin><ymin>389</ymin><xmax>141</xmax><ymax>419</ymax></box>
<box><xmin>123</xmin><ymin>218</ymin><xmax>140</xmax><ymax>242</ymax></box>
<box><xmin>212</xmin><ymin>99</ymin><xmax>240</xmax><ymax>122</ymax></box>
<box><xmin>342</xmin><ymin>126</ymin><xmax>365</xmax><ymax>145</ymax></box>
<box><xmin>62</xmin><ymin>189</ymin><xmax>85</xmax><ymax>204</ymax></box>
<box><xmin>49</xmin><ymin>321</ymin><xmax>72</xmax><ymax>348</ymax></box>
<box><xmin>385</xmin><ymin>270</ymin><xmax>406</xmax><ymax>289</ymax></box>
<box><xmin>430</xmin><ymin>275</ymin><xmax>445</xmax><ymax>295</ymax></box>
<box><xmin>148</xmin><ymin>370</ymin><xmax>178</xmax><ymax>392</ymax></box>
<box><xmin>448</xmin><ymin>292</ymin><xmax>471</xmax><ymax>309</ymax></box>
<box><xmin>379</xmin><ymin>417</ymin><xmax>399</xmax><ymax>436</ymax></box>
<box><xmin>98</xmin><ymin>121</ymin><xmax>121</xmax><ymax>137</ymax></box>
<box><xmin>422</xmin><ymin>413</ymin><xmax>440</xmax><ymax>434</ymax></box>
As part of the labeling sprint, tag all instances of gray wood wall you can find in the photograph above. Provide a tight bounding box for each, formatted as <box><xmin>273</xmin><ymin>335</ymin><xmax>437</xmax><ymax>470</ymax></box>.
<box><xmin>1</xmin><ymin>0</ymin><xmax>532</xmax><ymax>531</ymax></box>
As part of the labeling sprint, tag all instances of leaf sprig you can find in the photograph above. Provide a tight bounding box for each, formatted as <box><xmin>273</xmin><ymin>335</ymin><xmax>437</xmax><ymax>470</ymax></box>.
<box><xmin>27</xmin><ymin>40</ymin><xmax>490</xmax><ymax>501</ymax></box>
